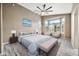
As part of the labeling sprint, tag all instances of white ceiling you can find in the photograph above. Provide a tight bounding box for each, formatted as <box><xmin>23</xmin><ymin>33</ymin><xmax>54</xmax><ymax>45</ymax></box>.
<box><xmin>18</xmin><ymin>3</ymin><xmax>73</xmax><ymax>16</ymax></box>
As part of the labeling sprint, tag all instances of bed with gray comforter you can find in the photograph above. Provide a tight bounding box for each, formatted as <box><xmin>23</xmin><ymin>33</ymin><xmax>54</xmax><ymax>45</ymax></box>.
<box><xmin>18</xmin><ymin>34</ymin><xmax>56</xmax><ymax>56</ymax></box>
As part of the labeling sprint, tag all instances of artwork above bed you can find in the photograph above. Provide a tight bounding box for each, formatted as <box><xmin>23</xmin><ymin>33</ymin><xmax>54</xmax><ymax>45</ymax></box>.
<box><xmin>23</xmin><ymin>18</ymin><xmax>32</xmax><ymax>27</ymax></box>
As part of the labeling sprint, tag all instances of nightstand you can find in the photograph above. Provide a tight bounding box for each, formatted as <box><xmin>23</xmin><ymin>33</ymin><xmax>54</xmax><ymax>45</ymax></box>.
<box><xmin>9</xmin><ymin>34</ymin><xmax>18</xmax><ymax>44</ymax></box>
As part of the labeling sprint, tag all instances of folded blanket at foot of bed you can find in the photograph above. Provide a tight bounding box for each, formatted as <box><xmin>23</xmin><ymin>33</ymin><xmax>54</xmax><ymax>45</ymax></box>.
<box><xmin>28</xmin><ymin>43</ymin><xmax>39</xmax><ymax>56</ymax></box>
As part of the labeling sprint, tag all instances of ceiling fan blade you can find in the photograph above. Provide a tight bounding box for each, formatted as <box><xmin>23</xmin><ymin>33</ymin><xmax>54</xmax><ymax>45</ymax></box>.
<box><xmin>37</xmin><ymin>6</ymin><xmax>42</xmax><ymax>11</ymax></box>
<box><xmin>45</xmin><ymin>10</ymin><xmax>53</xmax><ymax>12</ymax></box>
<box><xmin>43</xmin><ymin>4</ymin><xmax>46</xmax><ymax>9</ymax></box>
<box><xmin>45</xmin><ymin>6</ymin><xmax>52</xmax><ymax>11</ymax></box>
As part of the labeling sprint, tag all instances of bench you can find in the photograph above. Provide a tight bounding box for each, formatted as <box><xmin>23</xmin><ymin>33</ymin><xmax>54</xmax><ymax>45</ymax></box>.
<box><xmin>38</xmin><ymin>38</ymin><xmax>57</xmax><ymax>56</ymax></box>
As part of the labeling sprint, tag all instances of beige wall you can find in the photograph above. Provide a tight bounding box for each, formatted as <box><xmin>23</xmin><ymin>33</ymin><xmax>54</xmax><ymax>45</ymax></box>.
<box><xmin>64</xmin><ymin>14</ymin><xmax>71</xmax><ymax>38</ymax></box>
<box><xmin>3</xmin><ymin>3</ymin><xmax>41</xmax><ymax>43</ymax></box>
<box><xmin>41</xmin><ymin>14</ymin><xmax>71</xmax><ymax>38</ymax></box>
<box><xmin>71</xmin><ymin>3</ymin><xmax>79</xmax><ymax>48</ymax></box>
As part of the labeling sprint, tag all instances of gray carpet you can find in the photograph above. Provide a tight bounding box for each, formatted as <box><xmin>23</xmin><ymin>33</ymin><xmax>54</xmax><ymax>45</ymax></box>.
<box><xmin>3</xmin><ymin>43</ymin><xmax>28</xmax><ymax>56</ymax></box>
<box><xmin>57</xmin><ymin>38</ymin><xmax>78</xmax><ymax>56</ymax></box>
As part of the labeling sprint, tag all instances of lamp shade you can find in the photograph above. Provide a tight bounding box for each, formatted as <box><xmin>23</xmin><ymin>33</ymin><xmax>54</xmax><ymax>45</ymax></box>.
<box><xmin>11</xmin><ymin>30</ymin><xmax>16</xmax><ymax>34</ymax></box>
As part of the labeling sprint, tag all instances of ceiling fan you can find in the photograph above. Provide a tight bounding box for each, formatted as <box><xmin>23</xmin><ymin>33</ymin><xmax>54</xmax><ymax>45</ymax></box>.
<box><xmin>36</xmin><ymin>4</ymin><xmax>53</xmax><ymax>15</ymax></box>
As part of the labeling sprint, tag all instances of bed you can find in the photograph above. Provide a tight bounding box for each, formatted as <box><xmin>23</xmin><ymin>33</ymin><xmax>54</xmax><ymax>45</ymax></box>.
<box><xmin>18</xmin><ymin>34</ymin><xmax>56</xmax><ymax>55</ymax></box>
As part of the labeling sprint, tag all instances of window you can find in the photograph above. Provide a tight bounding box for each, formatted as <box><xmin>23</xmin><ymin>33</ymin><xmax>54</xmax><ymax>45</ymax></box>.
<box><xmin>48</xmin><ymin>19</ymin><xmax>61</xmax><ymax>33</ymax></box>
<box><xmin>45</xmin><ymin>18</ymin><xmax>64</xmax><ymax>34</ymax></box>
